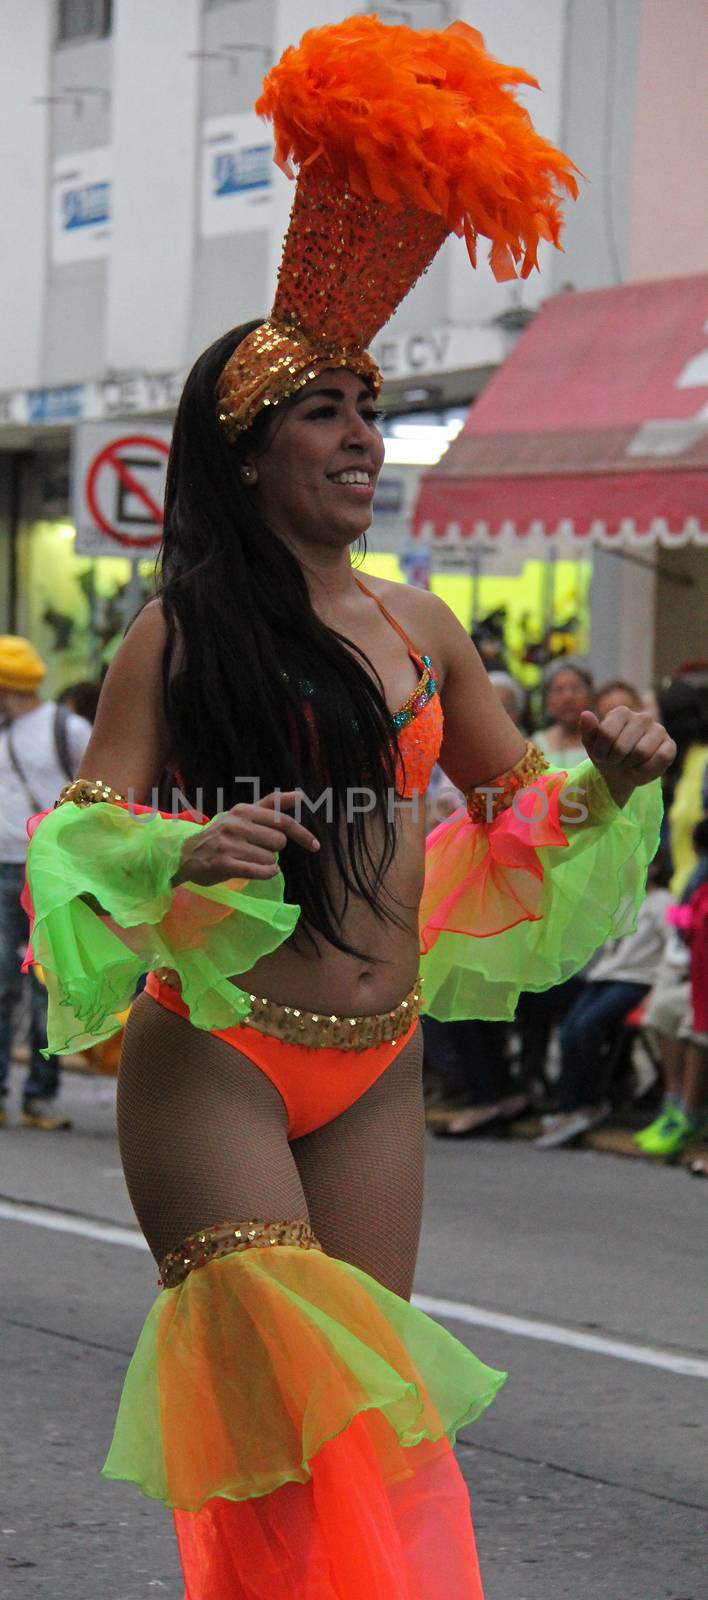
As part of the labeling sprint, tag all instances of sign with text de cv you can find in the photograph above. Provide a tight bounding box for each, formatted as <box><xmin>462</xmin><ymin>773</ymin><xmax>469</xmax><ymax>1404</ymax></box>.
<box><xmin>72</xmin><ymin>422</ymin><xmax>172</xmax><ymax>556</ymax></box>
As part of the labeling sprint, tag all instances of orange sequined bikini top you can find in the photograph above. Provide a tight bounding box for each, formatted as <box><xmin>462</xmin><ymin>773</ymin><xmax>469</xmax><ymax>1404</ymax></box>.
<box><xmin>354</xmin><ymin>579</ymin><xmax>444</xmax><ymax>799</ymax></box>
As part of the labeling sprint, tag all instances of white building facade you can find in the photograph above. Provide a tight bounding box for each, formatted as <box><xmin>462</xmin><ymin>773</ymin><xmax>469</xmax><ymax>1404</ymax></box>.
<box><xmin>0</xmin><ymin>0</ymin><xmax>705</xmax><ymax>691</ymax></box>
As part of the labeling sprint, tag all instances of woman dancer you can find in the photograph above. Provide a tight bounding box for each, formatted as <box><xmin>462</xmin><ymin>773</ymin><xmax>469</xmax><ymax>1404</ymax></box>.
<box><xmin>25</xmin><ymin>17</ymin><xmax>673</xmax><ymax>1598</ymax></box>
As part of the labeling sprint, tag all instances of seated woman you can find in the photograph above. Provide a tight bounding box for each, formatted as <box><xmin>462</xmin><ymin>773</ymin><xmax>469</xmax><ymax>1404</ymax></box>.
<box><xmin>423</xmin><ymin>1010</ymin><xmax>524</xmax><ymax>1137</ymax></box>
<box><xmin>423</xmin><ymin>676</ymin><xmax>529</xmax><ymax>1137</ymax></box>
<box><xmin>23</xmin><ymin>17</ymin><xmax>674</xmax><ymax>1599</ymax></box>
<box><xmin>517</xmin><ymin>673</ymin><xmax>648</xmax><ymax>1107</ymax></box>
<box><xmin>534</xmin><ymin>853</ymin><xmax>673</xmax><ymax>1148</ymax></box>
<box><xmin>534</xmin><ymin>657</ymin><xmax>595</xmax><ymax>769</ymax></box>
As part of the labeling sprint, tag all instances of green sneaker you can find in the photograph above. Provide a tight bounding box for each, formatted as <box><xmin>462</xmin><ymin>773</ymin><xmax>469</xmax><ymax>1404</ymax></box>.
<box><xmin>640</xmin><ymin>1108</ymin><xmax>703</xmax><ymax>1159</ymax></box>
<box><xmin>634</xmin><ymin>1110</ymin><xmax>675</xmax><ymax>1149</ymax></box>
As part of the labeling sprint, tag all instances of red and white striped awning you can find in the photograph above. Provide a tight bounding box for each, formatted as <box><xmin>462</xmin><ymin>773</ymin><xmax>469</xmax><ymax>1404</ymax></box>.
<box><xmin>413</xmin><ymin>274</ymin><xmax>708</xmax><ymax>548</ymax></box>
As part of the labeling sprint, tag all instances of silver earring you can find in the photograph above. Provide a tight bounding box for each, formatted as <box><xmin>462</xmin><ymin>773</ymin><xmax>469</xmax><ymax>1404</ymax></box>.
<box><xmin>241</xmin><ymin>465</ymin><xmax>255</xmax><ymax>484</ymax></box>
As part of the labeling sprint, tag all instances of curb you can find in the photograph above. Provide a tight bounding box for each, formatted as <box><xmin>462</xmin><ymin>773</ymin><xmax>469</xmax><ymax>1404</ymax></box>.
<box><xmin>426</xmin><ymin>1108</ymin><xmax>708</xmax><ymax>1169</ymax></box>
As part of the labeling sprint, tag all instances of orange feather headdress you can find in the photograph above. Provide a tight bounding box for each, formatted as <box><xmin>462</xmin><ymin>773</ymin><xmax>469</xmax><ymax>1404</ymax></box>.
<box><xmin>217</xmin><ymin>14</ymin><xmax>578</xmax><ymax>438</ymax></box>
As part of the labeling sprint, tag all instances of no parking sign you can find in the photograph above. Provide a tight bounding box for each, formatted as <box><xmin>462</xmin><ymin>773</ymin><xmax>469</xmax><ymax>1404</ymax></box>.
<box><xmin>72</xmin><ymin>422</ymin><xmax>172</xmax><ymax>556</ymax></box>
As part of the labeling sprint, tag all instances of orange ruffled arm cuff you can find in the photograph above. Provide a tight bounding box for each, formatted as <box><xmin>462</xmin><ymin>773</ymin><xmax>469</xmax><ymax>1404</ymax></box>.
<box><xmin>419</xmin><ymin>761</ymin><xmax>662</xmax><ymax>1022</ymax></box>
<box><xmin>420</xmin><ymin>770</ymin><xmax>569</xmax><ymax>948</ymax></box>
<box><xmin>24</xmin><ymin>801</ymin><xmax>301</xmax><ymax>1055</ymax></box>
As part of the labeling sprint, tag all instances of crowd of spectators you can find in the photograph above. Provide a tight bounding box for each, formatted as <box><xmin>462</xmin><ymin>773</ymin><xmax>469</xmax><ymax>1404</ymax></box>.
<box><xmin>424</xmin><ymin>658</ymin><xmax>708</xmax><ymax>1171</ymax></box>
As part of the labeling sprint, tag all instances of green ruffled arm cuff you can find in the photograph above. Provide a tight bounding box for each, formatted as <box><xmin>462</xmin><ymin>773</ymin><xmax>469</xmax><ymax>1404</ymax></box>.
<box><xmin>26</xmin><ymin>803</ymin><xmax>300</xmax><ymax>1055</ymax></box>
<box><xmin>420</xmin><ymin>762</ymin><xmax>663</xmax><ymax>1022</ymax></box>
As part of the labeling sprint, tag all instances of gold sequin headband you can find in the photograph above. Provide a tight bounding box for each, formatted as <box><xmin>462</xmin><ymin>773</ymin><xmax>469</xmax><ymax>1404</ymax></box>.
<box><xmin>216</xmin><ymin>15</ymin><xmax>578</xmax><ymax>438</ymax></box>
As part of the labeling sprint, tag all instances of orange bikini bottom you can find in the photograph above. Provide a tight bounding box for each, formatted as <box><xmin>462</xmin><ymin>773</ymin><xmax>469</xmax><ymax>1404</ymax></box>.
<box><xmin>143</xmin><ymin>973</ymin><xmax>418</xmax><ymax>1140</ymax></box>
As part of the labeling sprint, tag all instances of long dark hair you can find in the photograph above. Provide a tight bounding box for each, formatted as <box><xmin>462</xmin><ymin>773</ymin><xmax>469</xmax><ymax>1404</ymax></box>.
<box><xmin>156</xmin><ymin>323</ymin><xmax>401</xmax><ymax>956</ymax></box>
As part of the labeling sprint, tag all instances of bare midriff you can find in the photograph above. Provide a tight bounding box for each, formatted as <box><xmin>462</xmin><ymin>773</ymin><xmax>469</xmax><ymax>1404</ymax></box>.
<box><xmin>232</xmin><ymin>804</ymin><xmax>427</xmax><ymax>1017</ymax></box>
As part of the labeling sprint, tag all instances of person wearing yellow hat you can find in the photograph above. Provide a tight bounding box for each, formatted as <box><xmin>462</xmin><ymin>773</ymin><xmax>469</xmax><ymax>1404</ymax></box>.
<box><xmin>0</xmin><ymin>635</ymin><xmax>46</xmax><ymax>696</ymax></box>
<box><xmin>0</xmin><ymin>637</ymin><xmax>91</xmax><ymax>1130</ymax></box>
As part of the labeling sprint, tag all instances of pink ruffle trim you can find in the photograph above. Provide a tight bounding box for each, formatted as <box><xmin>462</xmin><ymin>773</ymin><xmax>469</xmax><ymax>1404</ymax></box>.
<box><xmin>420</xmin><ymin>773</ymin><xmax>569</xmax><ymax>951</ymax></box>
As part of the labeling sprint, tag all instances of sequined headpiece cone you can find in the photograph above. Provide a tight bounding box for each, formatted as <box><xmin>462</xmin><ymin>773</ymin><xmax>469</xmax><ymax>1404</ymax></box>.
<box><xmin>217</xmin><ymin>14</ymin><xmax>579</xmax><ymax>438</ymax></box>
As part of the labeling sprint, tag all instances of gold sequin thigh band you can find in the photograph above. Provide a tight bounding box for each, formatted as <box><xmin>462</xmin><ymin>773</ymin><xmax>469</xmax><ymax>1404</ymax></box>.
<box><xmin>159</xmin><ymin>1218</ymin><xmax>322</xmax><ymax>1288</ymax></box>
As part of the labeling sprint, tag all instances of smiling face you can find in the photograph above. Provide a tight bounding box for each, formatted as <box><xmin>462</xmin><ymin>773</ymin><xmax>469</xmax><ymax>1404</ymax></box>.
<box><xmin>241</xmin><ymin>369</ymin><xmax>385</xmax><ymax>550</ymax></box>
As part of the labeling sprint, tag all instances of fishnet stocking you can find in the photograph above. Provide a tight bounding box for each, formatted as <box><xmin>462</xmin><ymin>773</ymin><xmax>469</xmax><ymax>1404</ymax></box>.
<box><xmin>118</xmin><ymin>995</ymin><xmax>425</xmax><ymax>1297</ymax></box>
<box><xmin>292</xmin><ymin>1026</ymin><xmax>425</xmax><ymax>1299</ymax></box>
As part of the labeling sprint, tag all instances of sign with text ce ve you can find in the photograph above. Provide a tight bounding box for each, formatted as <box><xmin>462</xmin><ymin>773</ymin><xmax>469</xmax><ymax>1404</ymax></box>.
<box><xmin>71</xmin><ymin>422</ymin><xmax>172</xmax><ymax>557</ymax></box>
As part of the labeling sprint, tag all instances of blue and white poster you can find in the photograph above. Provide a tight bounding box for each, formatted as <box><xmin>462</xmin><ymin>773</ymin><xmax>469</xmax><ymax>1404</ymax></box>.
<box><xmin>51</xmin><ymin>147</ymin><xmax>112</xmax><ymax>263</ymax></box>
<box><xmin>200</xmin><ymin>113</ymin><xmax>275</xmax><ymax>237</ymax></box>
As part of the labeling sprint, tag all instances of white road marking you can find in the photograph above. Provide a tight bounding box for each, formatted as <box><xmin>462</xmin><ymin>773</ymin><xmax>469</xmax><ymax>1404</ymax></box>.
<box><xmin>3</xmin><ymin>1198</ymin><xmax>707</xmax><ymax>1381</ymax></box>
<box><xmin>0</xmin><ymin>1200</ymin><xmax>147</xmax><ymax>1251</ymax></box>
<box><xmin>412</xmin><ymin>1294</ymin><xmax>708</xmax><ymax>1381</ymax></box>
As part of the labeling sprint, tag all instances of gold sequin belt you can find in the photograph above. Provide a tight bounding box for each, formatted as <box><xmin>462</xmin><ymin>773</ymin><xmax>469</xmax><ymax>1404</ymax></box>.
<box><xmin>159</xmin><ymin>1218</ymin><xmax>321</xmax><ymax>1288</ymax></box>
<box><xmin>243</xmin><ymin>978</ymin><xmax>422</xmax><ymax>1050</ymax></box>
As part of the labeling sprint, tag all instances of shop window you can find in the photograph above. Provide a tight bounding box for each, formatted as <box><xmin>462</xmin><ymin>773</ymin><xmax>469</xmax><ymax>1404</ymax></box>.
<box><xmin>56</xmin><ymin>0</ymin><xmax>112</xmax><ymax>44</ymax></box>
<box><xmin>359</xmin><ymin>550</ymin><xmax>591</xmax><ymax>711</ymax></box>
<box><xmin>16</xmin><ymin>516</ymin><xmax>156</xmax><ymax>699</ymax></box>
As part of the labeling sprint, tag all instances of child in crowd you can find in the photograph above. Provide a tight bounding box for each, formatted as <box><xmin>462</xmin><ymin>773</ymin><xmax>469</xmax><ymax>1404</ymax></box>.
<box><xmin>635</xmin><ymin>818</ymin><xmax>708</xmax><ymax>1158</ymax></box>
<box><xmin>593</xmin><ymin>679</ymin><xmax>643</xmax><ymax>719</ymax></box>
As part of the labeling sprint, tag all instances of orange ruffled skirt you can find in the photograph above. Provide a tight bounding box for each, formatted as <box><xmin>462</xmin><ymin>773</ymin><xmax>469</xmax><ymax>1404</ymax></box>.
<box><xmin>175</xmin><ymin>1422</ymin><xmax>483</xmax><ymax>1599</ymax></box>
<box><xmin>103</xmin><ymin>1237</ymin><xmax>505</xmax><ymax>1598</ymax></box>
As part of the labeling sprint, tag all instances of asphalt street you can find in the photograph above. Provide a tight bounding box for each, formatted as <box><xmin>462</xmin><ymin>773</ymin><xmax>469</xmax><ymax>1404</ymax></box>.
<box><xmin>1</xmin><ymin>1064</ymin><xmax>706</xmax><ymax>1600</ymax></box>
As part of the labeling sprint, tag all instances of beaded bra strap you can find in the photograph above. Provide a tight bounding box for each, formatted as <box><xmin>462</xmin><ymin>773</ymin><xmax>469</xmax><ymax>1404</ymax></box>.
<box><xmin>465</xmin><ymin>740</ymin><xmax>550</xmax><ymax>823</ymax></box>
<box><xmin>391</xmin><ymin>657</ymin><xmax>438</xmax><ymax>732</ymax></box>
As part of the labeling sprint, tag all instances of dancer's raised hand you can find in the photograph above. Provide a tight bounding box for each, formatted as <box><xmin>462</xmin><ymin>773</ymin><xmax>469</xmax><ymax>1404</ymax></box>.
<box><xmin>173</xmin><ymin>789</ymin><xmax>320</xmax><ymax>886</ymax></box>
<box><xmin>580</xmin><ymin>708</ymin><xmax>675</xmax><ymax>803</ymax></box>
